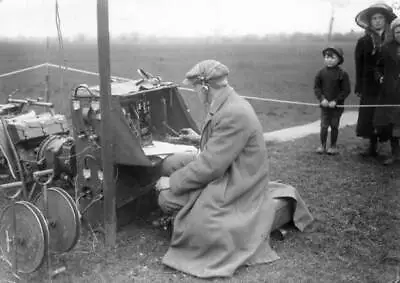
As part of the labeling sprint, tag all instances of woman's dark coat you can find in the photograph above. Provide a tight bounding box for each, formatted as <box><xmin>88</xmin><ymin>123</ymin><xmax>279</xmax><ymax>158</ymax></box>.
<box><xmin>373</xmin><ymin>40</ymin><xmax>400</xmax><ymax>141</ymax></box>
<box><xmin>354</xmin><ymin>33</ymin><xmax>384</xmax><ymax>138</ymax></box>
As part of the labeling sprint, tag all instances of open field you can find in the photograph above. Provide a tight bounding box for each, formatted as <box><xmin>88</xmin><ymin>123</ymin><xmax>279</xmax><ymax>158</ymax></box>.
<box><xmin>0</xmin><ymin>40</ymin><xmax>399</xmax><ymax>282</ymax></box>
<box><xmin>0</xmin><ymin>40</ymin><xmax>359</xmax><ymax>131</ymax></box>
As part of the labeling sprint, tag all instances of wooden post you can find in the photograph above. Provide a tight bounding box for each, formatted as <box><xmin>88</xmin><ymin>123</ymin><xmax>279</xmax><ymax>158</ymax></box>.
<box><xmin>44</xmin><ymin>37</ymin><xmax>51</xmax><ymax>103</ymax></box>
<box><xmin>97</xmin><ymin>0</ymin><xmax>117</xmax><ymax>247</ymax></box>
<box><xmin>327</xmin><ymin>3</ymin><xmax>334</xmax><ymax>43</ymax></box>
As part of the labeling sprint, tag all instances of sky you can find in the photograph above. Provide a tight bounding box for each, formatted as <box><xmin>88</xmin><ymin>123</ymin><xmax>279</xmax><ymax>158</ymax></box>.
<box><xmin>0</xmin><ymin>0</ymin><xmax>399</xmax><ymax>39</ymax></box>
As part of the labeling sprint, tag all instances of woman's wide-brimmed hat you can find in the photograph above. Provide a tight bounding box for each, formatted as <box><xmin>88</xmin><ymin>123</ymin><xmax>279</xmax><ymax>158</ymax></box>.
<box><xmin>355</xmin><ymin>3</ymin><xmax>397</xmax><ymax>29</ymax></box>
<box><xmin>390</xmin><ymin>17</ymin><xmax>400</xmax><ymax>31</ymax></box>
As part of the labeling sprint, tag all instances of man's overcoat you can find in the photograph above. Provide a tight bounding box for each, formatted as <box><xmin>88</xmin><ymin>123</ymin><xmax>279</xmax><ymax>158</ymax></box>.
<box><xmin>162</xmin><ymin>86</ymin><xmax>313</xmax><ymax>278</ymax></box>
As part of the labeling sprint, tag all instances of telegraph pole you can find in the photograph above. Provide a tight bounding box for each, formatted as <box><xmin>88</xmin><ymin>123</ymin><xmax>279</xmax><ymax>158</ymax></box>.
<box><xmin>45</xmin><ymin>37</ymin><xmax>51</xmax><ymax>102</ymax></box>
<box><xmin>97</xmin><ymin>0</ymin><xmax>117</xmax><ymax>247</ymax></box>
<box><xmin>327</xmin><ymin>2</ymin><xmax>335</xmax><ymax>43</ymax></box>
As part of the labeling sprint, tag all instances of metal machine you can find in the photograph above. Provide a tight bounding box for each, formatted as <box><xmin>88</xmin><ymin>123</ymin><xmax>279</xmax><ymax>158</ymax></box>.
<box><xmin>71</xmin><ymin>72</ymin><xmax>200</xmax><ymax>228</ymax></box>
<box><xmin>0</xmin><ymin>96</ymin><xmax>80</xmax><ymax>278</ymax></box>
<box><xmin>0</xmin><ymin>96</ymin><xmax>75</xmax><ymax>196</ymax></box>
<box><xmin>0</xmin><ymin>72</ymin><xmax>201</xmax><ymax>277</ymax></box>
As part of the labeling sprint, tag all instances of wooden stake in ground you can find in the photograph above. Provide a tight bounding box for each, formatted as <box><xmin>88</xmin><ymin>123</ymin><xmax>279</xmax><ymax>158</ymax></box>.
<box><xmin>97</xmin><ymin>0</ymin><xmax>117</xmax><ymax>247</ymax></box>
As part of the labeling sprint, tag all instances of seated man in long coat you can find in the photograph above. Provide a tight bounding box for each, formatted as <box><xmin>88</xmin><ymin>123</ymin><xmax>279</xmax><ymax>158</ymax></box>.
<box><xmin>155</xmin><ymin>59</ymin><xmax>314</xmax><ymax>278</ymax></box>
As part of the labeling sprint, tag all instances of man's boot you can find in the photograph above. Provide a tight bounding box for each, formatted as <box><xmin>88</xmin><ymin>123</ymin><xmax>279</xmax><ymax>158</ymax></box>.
<box><xmin>360</xmin><ymin>135</ymin><xmax>378</xmax><ymax>157</ymax></box>
<box><xmin>383</xmin><ymin>138</ymin><xmax>399</xmax><ymax>165</ymax></box>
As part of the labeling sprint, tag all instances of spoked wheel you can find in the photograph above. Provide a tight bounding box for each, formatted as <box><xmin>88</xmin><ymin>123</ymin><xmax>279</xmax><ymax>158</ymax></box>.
<box><xmin>33</xmin><ymin>187</ymin><xmax>80</xmax><ymax>253</ymax></box>
<box><xmin>0</xmin><ymin>201</ymin><xmax>49</xmax><ymax>274</ymax></box>
<box><xmin>52</xmin><ymin>187</ymin><xmax>81</xmax><ymax>249</ymax></box>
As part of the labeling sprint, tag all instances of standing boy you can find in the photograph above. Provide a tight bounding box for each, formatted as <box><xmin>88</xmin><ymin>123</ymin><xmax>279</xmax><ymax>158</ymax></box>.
<box><xmin>314</xmin><ymin>46</ymin><xmax>351</xmax><ymax>155</ymax></box>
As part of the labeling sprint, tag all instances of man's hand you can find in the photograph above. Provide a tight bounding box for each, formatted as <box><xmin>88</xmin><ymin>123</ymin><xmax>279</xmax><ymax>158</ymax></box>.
<box><xmin>355</xmin><ymin>92</ymin><xmax>361</xmax><ymax>98</ymax></box>
<box><xmin>155</xmin><ymin>176</ymin><xmax>170</xmax><ymax>192</ymax></box>
<box><xmin>320</xmin><ymin>99</ymin><xmax>329</xmax><ymax>107</ymax></box>
<box><xmin>179</xmin><ymin>128</ymin><xmax>200</xmax><ymax>142</ymax></box>
<box><xmin>328</xmin><ymin>101</ymin><xmax>337</xmax><ymax>108</ymax></box>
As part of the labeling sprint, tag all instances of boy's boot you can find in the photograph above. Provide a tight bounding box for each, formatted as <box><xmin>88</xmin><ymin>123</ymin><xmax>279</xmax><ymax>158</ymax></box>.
<box><xmin>327</xmin><ymin>145</ymin><xmax>338</xmax><ymax>155</ymax></box>
<box><xmin>383</xmin><ymin>138</ymin><xmax>399</xmax><ymax>165</ymax></box>
<box><xmin>316</xmin><ymin>145</ymin><xmax>326</xmax><ymax>154</ymax></box>
<box><xmin>327</xmin><ymin>127</ymin><xmax>339</xmax><ymax>155</ymax></box>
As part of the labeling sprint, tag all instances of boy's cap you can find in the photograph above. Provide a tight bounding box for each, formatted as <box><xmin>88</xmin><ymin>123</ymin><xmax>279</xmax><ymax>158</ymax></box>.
<box><xmin>355</xmin><ymin>3</ymin><xmax>397</xmax><ymax>29</ymax></box>
<box><xmin>182</xmin><ymin>60</ymin><xmax>229</xmax><ymax>85</ymax></box>
<box><xmin>322</xmin><ymin>46</ymin><xmax>344</xmax><ymax>65</ymax></box>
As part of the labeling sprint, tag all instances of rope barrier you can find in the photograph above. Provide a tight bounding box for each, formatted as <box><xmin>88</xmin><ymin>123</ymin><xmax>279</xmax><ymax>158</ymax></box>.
<box><xmin>179</xmin><ymin>86</ymin><xmax>320</xmax><ymax>106</ymax></box>
<box><xmin>45</xmin><ymin>63</ymin><xmax>131</xmax><ymax>81</ymax></box>
<box><xmin>1</xmin><ymin>62</ymin><xmax>400</xmax><ymax>108</ymax></box>
<box><xmin>241</xmin><ymin>96</ymin><xmax>400</xmax><ymax>108</ymax></box>
<box><xmin>180</xmin><ymin>86</ymin><xmax>400</xmax><ymax>108</ymax></box>
<box><xmin>242</xmin><ymin>96</ymin><xmax>319</xmax><ymax>107</ymax></box>
<box><xmin>0</xmin><ymin>63</ymin><xmax>48</xmax><ymax>79</ymax></box>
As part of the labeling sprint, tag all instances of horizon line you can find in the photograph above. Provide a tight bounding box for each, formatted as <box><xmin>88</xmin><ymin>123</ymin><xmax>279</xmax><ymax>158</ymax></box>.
<box><xmin>0</xmin><ymin>30</ymin><xmax>364</xmax><ymax>41</ymax></box>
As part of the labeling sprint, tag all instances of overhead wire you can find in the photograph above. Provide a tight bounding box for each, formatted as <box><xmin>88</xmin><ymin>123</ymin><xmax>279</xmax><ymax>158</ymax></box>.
<box><xmin>55</xmin><ymin>0</ymin><xmax>67</xmax><ymax>92</ymax></box>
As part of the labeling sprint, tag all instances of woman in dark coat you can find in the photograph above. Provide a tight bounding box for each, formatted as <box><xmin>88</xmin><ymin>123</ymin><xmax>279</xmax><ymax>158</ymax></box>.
<box><xmin>354</xmin><ymin>3</ymin><xmax>397</xmax><ymax>156</ymax></box>
<box><xmin>374</xmin><ymin>18</ymin><xmax>400</xmax><ymax>165</ymax></box>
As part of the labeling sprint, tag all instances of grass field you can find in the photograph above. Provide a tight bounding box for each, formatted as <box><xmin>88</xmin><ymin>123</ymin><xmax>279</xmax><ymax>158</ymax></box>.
<box><xmin>0</xmin><ymin>40</ymin><xmax>359</xmax><ymax>131</ymax></box>
<box><xmin>0</xmin><ymin>40</ymin><xmax>399</xmax><ymax>282</ymax></box>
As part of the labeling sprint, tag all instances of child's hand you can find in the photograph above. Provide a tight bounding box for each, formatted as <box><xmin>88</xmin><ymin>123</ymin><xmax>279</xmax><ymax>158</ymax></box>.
<box><xmin>328</xmin><ymin>101</ymin><xmax>337</xmax><ymax>108</ymax></box>
<box><xmin>320</xmin><ymin>99</ymin><xmax>329</xmax><ymax>107</ymax></box>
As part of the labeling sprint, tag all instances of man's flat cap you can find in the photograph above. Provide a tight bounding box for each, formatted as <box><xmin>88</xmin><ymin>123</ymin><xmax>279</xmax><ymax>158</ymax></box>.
<box><xmin>182</xmin><ymin>59</ymin><xmax>229</xmax><ymax>85</ymax></box>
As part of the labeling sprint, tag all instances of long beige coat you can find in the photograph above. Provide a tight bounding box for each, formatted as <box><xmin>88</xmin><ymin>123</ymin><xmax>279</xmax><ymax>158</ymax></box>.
<box><xmin>163</xmin><ymin>86</ymin><xmax>313</xmax><ymax>278</ymax></box>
